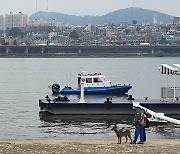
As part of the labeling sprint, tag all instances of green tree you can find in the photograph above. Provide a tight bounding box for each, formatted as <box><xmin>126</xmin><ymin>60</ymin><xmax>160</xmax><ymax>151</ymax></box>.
<box><xmin>136</xmin><ymin>26</ymin><xmax>141</xmax><ymax>32</ymax></box>
<box><xmin>125</xmin><ymin>29</ymin><xmax>130</xmax><ymax>35</ymax></box>
<box><xmin>159</xmin><ymin>37</ymin><xmax>167</xmax><ymax>44</ymax></box>
<box><xmin>132</xmin><ymin>20</ymin><xmax>137</xmax><ymax>25</ymax></box>
<box><xmin>8</xmin><ymin>27</ymin><xmax>22</xmax><ymax>37</ymax></box>
<box><xmin>69</xmin><ymin>30</ymin><xmax>79</xmax><ymax>40</ymax></box>
<box><xmin>13</xmin><ymin>40</ymin><xmax>17</xmax><ymax>45</ymax></box>
<box><xmin>1</xmin><ymin>41</ymin><xmax>9</xmax><ymax>45</ymax></box>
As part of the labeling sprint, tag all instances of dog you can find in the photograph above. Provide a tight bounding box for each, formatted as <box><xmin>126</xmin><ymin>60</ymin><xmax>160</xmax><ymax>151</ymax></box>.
<box><xmin>111</xmin><ymin>124</ymin><xmax>132</xmax><ymax>144</ymax></box>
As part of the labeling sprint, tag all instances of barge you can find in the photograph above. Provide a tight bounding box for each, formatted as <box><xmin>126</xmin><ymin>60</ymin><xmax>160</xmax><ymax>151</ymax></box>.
<box><xmin>39</xmin><ymin>96</ymin><xmax>180</xmax><ymax>115</ymax></box>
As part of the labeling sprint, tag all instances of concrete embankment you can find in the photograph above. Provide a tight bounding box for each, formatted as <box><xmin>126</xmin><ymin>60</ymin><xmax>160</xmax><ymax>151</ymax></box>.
<box><xmin>0</xmin><ymin>45</ymin><xmax>180</xmax><ymax>57</ymax></box>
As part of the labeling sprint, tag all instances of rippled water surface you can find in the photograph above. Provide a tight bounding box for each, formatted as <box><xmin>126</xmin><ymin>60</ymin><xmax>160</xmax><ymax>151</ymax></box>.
<box><xmin>0</xmin><ymin>57</ymin><xmax>180</xmax><ymax>139</ymax></box>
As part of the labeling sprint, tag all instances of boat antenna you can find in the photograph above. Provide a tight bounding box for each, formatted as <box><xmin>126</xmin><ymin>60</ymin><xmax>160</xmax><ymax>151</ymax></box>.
<box><xmin>69</xmin><ymin>74</ymin><xmax>71</xmax><ymax>87</ymax></box>
<box><xmin>80</xmin><ymin>66</ymin><xmax>83</xmax><ymax>73</ymax></box>
<box><xmin>66</xmin><ymin>75</ymin><xmax>69</xmax><ymax>86</ymax></box>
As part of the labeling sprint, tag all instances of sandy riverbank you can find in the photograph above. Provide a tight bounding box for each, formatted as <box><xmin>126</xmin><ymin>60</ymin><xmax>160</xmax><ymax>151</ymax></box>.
<box><xmin>0</xmin><ymin>139</ymin><xmax>180</xmax><ymax>154</ymax></box>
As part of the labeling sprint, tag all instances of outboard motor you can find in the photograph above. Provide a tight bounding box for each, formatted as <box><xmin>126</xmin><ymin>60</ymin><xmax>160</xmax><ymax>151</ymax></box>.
<box><xmin>52</xmin><ymin>83</ymin><xmax>60</xmax><ymax>94</ymax></box>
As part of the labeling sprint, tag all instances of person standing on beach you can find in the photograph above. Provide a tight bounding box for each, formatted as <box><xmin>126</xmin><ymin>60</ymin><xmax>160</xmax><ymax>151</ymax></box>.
<box><xmin>132</xmin><ymin>109</ymin><xmax>147</xmax><ymax>144</ymax></box>
<box><xmin>140</xmin><ymin>109</ymin><xmax>147</xmax><ymax>142</ymax></box>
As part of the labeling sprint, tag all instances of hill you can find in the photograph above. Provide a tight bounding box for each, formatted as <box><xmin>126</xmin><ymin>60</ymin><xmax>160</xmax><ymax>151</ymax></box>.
<box><xmin>30</xmin><ymin>7</ymin><xmax>174</xmax><ymax>25</ymax></box>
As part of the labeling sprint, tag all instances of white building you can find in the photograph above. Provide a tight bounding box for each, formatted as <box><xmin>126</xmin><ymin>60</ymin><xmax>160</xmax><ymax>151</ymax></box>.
<box><xmin>29</xmin><ymin>18</ymin><xmax>63</xmax><ymax>27</ymax></box>
<box><xmin>173</xmin><ymin>17</ymin><xmax>180</xmax><ymax>26</ymax></box>
<box><xmin>5</xmin><ymin>12</ymin><xmax>28</xmax><ymax>29</ymax></box>
<box><xmin>0</xmin><ymin>15</ymin><xmax>4</xmax><ymax>30</ymax></box>
<box><xmin>84</xmin><ymin>24</ymin><xmax>91</xmax><ymax>32</ymax></box>
<box><xmin>153</xmin><ymin>12</ymin><xmax>158</xmax><ymax>25</ymax></box>
<box><xmin>166</xmin><ymin>30</ymin><xmax>180</xmax><ymax>44</ymax></box>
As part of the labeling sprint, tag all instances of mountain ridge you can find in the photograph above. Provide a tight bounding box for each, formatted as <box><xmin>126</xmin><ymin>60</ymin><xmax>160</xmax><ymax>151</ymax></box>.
<box><xmin>30</xmin><ymin>7</ymin><xmax>174</xmax><ymax>25</ymax></box>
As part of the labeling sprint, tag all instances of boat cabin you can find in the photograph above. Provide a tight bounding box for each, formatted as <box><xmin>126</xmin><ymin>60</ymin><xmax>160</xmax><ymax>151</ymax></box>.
<box><xmin>78</xmin><ymin>71</ymin><xmax>111</xmax><ymax>88</ymax></box>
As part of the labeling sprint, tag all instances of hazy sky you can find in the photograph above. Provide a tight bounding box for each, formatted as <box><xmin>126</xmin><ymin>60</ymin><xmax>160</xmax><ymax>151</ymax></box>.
<box><xmin>0</xmin><ymin>0</ymin><xmax>179</xmax><ymax>16</ymax></box>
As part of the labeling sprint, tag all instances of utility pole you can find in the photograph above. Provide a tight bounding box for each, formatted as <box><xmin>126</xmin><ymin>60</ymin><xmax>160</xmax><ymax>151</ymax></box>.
<box><xmin>132</xmin><ymin>0</ymin><xmax>135</xmax><ymax>9</ymax></box>
<box><xmin>35</xmin><ymin>0</ymin><xmax>38</xmax><ymax>13</ymax></box>
<box><xmin>46</xmin><ymin>0</ymin><xmax>48</xmax><ymax>11</ymax></box>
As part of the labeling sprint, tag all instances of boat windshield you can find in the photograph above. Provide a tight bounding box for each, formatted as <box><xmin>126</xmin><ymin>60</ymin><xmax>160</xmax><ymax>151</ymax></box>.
<box><xmin>86</xmin><ymin>78</ymin><xmax>92</xmax><ymax>83</ymax></box>
<box><xmin>93</xmin><ymin>77</ymin><xmax>103</xmax><ymax>83</ymax></box>
<box><xmin>101</xmin><ymin>77</ymin><xmax>107</xmax><ymax>81</ymax></box>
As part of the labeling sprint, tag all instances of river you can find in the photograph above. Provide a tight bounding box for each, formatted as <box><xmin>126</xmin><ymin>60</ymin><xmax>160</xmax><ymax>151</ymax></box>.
<box><xmin>0</xmin><ymin>57</ymin><xmax>180</xmax><ymax>139</ymax></box>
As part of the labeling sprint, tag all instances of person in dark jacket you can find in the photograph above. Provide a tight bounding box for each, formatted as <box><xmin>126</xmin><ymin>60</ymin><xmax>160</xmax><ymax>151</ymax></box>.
<box><xmin>132</xmin><ymin>109</ymin><xmax>147</xmax><ymax>144</ymax></box>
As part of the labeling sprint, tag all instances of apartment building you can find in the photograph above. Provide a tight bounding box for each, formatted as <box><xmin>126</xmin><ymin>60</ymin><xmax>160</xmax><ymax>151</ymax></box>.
<box><xmin>5</xmin><ymin>12</ymin><xmax>28</xmax><ymax>29</ymax></box>
<box><xmin>173</xmin><ymin>17</ymin><xmax>180</xmax><ymax>26</ymax></box>
<box><xmin>0</xmin><ymin>15</ymin><xmax>4</xmax><ymax>30</ymax></box>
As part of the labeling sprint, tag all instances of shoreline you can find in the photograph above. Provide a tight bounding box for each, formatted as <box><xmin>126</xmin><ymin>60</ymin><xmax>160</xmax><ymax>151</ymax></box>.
<box><xmin>1</xmin><ymin>54</ymin><xmax>180</xmax><ymax>58</ymax></box>
<box><xmin>1</xmin><ymin>139</ymin><xmax>180</xmax><ymax>154</ymax></box>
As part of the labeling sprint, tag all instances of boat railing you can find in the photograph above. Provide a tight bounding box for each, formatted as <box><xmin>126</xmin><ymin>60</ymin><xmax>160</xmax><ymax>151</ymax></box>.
<box><xmin>161</xmin><ymin>87</ymin><xmax>180</xmax><ymax>99</ymax></box>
